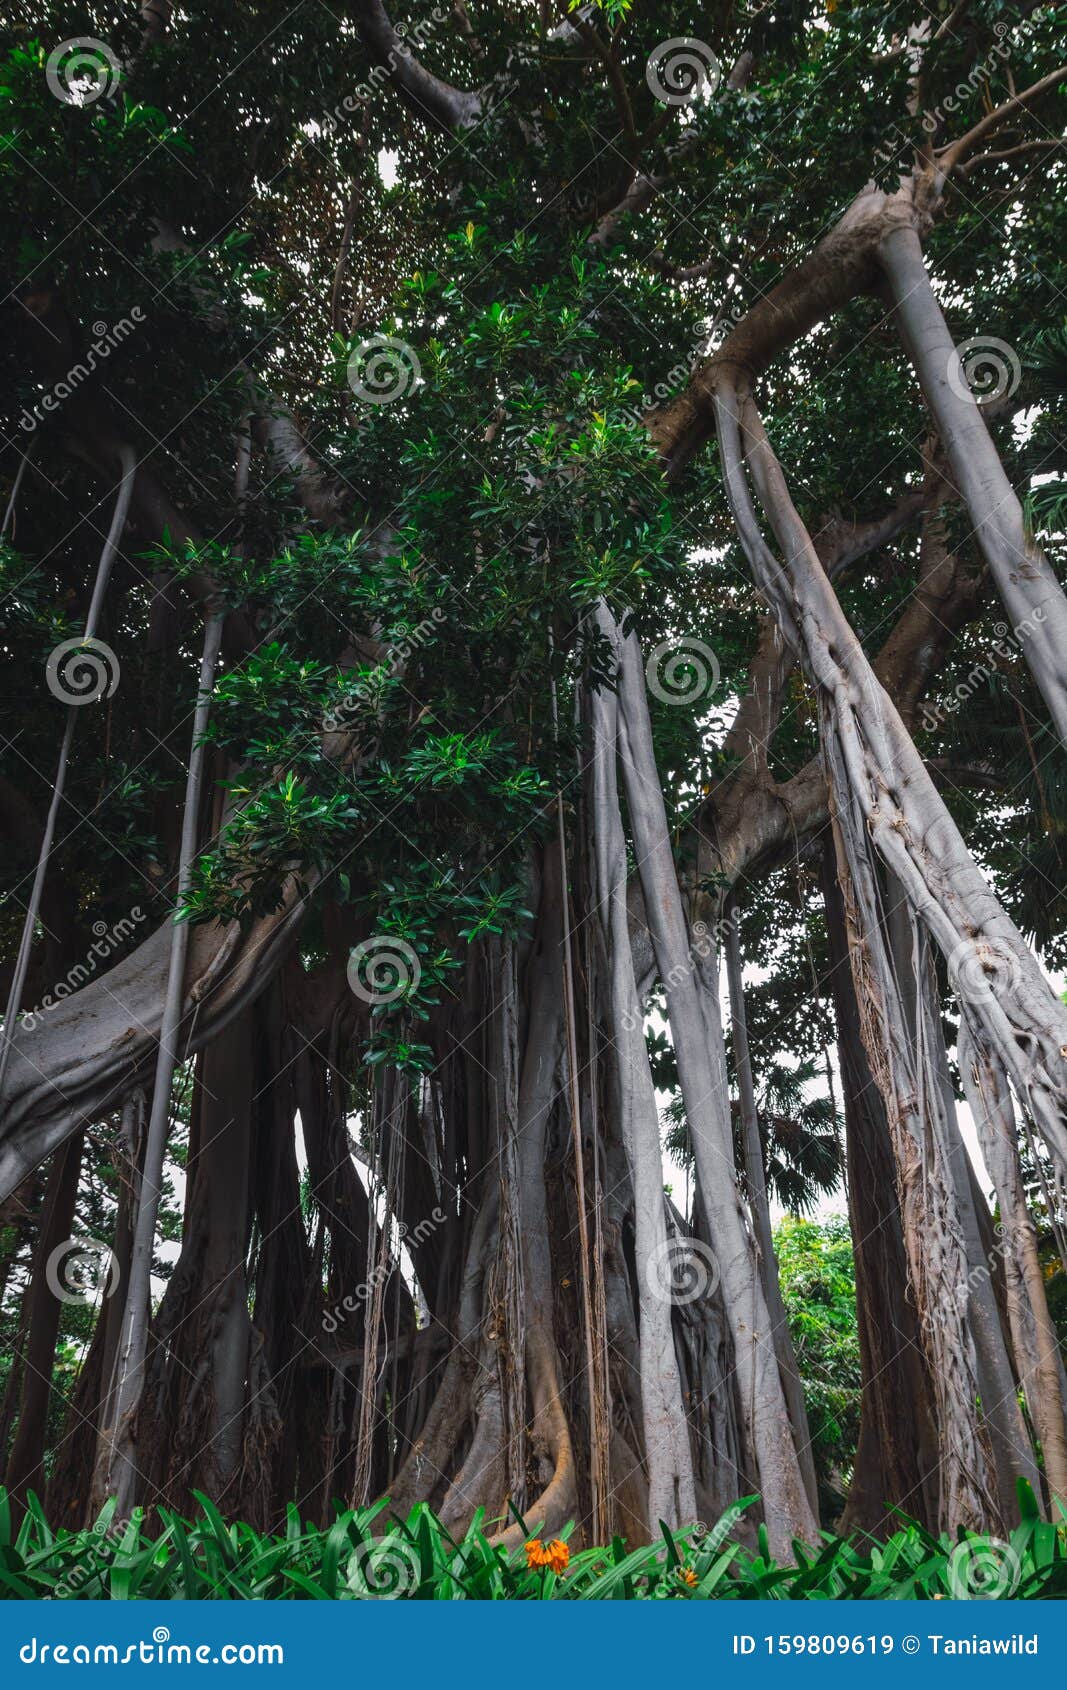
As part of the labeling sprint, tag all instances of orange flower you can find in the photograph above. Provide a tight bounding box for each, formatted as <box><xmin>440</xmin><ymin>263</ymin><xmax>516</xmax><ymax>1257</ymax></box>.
<box><xmin>525</xmin><ymin>1537</ymin><xmax>570</xmax><ymax>1575</ymax></box>
<box><xmin>678</xmin><ymin>1566</ymin><xmax>698</xmax><ymax>1588</ymax></box>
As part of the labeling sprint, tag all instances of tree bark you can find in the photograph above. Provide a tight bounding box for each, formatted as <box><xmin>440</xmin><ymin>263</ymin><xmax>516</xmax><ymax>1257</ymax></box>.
<box><xmin>821</xmin><ymin>841</ymin><xmax>940</xmax><ymax>1536</ymax></box>
<box><xmin>885</xmin><ymin>876</ymin><xmax>1040</xmax><ymax>1519</ymax></box>
<box><xmin>714</xmin><ymin>381</ymin><xmax>1067</xmax><ymax>1188</ymax></box>
<box><xmin>588</xmin><ymin>655</ymin><xmax>698</xmax><ymax>1529</ymax></box>
<box><xmin>610</xmin><ymin>607</ymin><xmax>819</xmax><ymax>1557</ymax></box>
<box><xmin>960</xmin><ymin>1015</ymin><xmax>1067</xmax><ymax>1512</ymax></box>
<box><xmin>879</xmin><ymin>221</ymin><xmax>1067</xmax><ymax>747</ymax></box>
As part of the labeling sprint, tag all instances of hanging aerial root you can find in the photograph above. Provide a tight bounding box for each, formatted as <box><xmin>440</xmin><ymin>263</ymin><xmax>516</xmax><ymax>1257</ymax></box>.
<box><xmin>587</xmin><ymin>635</ymin><xmax>697</xmax><ymax>1530</ymax></box>
<box><xmin>711</xmin><ymin>379</ymin><xmax>1067</xmax><ymax>1186</ymax></box>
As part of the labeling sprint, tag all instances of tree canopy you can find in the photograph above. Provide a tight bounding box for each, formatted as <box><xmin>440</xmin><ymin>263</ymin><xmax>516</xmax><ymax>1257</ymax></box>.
<box><xmin>2</xmin><ymin>0</ymin><xmax>1067</xmax><ymax>1567</ymax></box>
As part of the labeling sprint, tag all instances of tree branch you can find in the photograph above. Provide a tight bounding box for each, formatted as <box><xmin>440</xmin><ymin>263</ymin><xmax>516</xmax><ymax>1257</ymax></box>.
<box><xmin>937</xmin><ymin>63</ymin><xmax>1067</xmax><ymax>175</ymax></box>
<box><xmin>350</xmin><ymin>0</ymin><xmax>484</xmax><ymax>129</ymax></box>
<box><xmin>957</xmin><ymin>136</ymin><xmax>1066</xmax><ymax>175</ymax></box>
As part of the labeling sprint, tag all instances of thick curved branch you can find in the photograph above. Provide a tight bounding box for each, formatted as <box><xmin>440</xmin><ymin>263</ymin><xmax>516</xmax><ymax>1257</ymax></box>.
<box><xmin>0</xmin><ymin>877</ymin><xmax>311</xmax><ymax>1203</ymax></box>
<box><xmin>351</xmin><ymin>0</ymin><xmax>484</xmax><ymax>129</ymax></box>
<box><xmin>650</xmin><ymin>182</ymin><xmax>904</xmax><ymax>475</ymax></box>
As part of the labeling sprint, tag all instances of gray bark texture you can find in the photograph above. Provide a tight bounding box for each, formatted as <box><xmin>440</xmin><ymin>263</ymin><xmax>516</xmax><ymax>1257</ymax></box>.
<box><xmin>588</xmin><ymin>637</ymin><xmax>698</xmax><ymax>1528</ymax></box>
<box><xmin>879</xmin><ymin>222</ymin><xmax>1067</xmax><ymax>747</ymax></box>
<box><xmin>608</xmin><ymin>606</ymin><xmax>819</xmax><ymax>1557</ymax></box>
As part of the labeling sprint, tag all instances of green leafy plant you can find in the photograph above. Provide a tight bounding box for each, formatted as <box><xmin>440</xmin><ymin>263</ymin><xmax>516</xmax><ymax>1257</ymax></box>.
<box><xmin>1</xmin><ymin>1485</ymin><xmax>1063</xmax><ymax>1601</ymax></box>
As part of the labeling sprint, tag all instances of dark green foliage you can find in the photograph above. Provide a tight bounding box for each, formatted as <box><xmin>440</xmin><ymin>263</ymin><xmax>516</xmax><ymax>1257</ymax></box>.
<box><xmin>776</xmin><ymin>1215</ymin><xmax>863</xmax><ymax>1513</ymax></box>
<box><xmin>0</xmin><ymin>1485</ymin><xmax>1063</xmax><ymax>1599</ymax></box>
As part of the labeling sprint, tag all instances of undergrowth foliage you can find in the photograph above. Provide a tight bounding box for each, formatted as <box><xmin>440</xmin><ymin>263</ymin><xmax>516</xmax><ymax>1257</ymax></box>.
<box><xmin>4</xmin><ymin>0</ymin><xmax>1067</xmax><ymax>1571</ymax></box>
<box><xmin>1</xmin><ymin>1486</ymin><xmax>1065</xmax><ymax>1601</ymax></box>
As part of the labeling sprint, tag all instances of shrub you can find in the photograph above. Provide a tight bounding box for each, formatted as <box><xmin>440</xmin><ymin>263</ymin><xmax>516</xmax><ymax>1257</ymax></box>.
<box><xmin>1</xmin><ymin>1484</ymin><xmax>1064</xmax><ymax>1600</ymax></box>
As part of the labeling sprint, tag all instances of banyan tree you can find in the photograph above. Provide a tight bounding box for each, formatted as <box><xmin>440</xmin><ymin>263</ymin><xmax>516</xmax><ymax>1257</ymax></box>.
<box><xmin>2</xmin><ymin>0</ymin><xmax>1067</xmax><ymax>1560</ymax></box>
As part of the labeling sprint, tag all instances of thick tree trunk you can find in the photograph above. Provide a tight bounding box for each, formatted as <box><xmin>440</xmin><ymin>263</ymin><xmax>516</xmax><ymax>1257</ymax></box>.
<box><xmin>386</xmin><ymin>1183</ymin><xmax>495</xmax><ymax>1519</ymax></box>
<box><xmin>609</xmin><ymin>608</ymin><xmax>819</xmax><ymax>1557</ymax></box>
<box><xmin>827</xmin><ymin>805</ymin><xmax>1000</xmax><ymax>1531</ymax></box>
<box><xmin>885</xmin><ymin>878</ymin><xmax>1039</xmax><ymax>1519</ymax></box>
<box><xmin>132</xmin><ymin>1010</ymin><xmax>273</xmax><ymax>1517</ymax></box>
<box><xmin>960</xmin><ymin>1017</ymin><xmax>1067</xmax><ymax>1511</ymax></box>
<box><xmin>499</xmin><ymin>847</ymin><xmax>577</xmax><ymax>1542</ymax></box>
<box><xmin>588</xmin><ymin>662</ymin><xmax>698</xmax><ymax>1529</ymax></box>
<box><xmin>822</xmin><ymin>842</ymin><xmax>939</xmax><ymax>1536</ymax></box>
<box><xmin>487</xmin><ymin>938</ymin><xmax>528</xmax><ymax>1513</ymax></box>
<box><xmin>248</xmin><ymin>990</ymin><xmax>313</xmax><ymax>1517</ymax></box>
